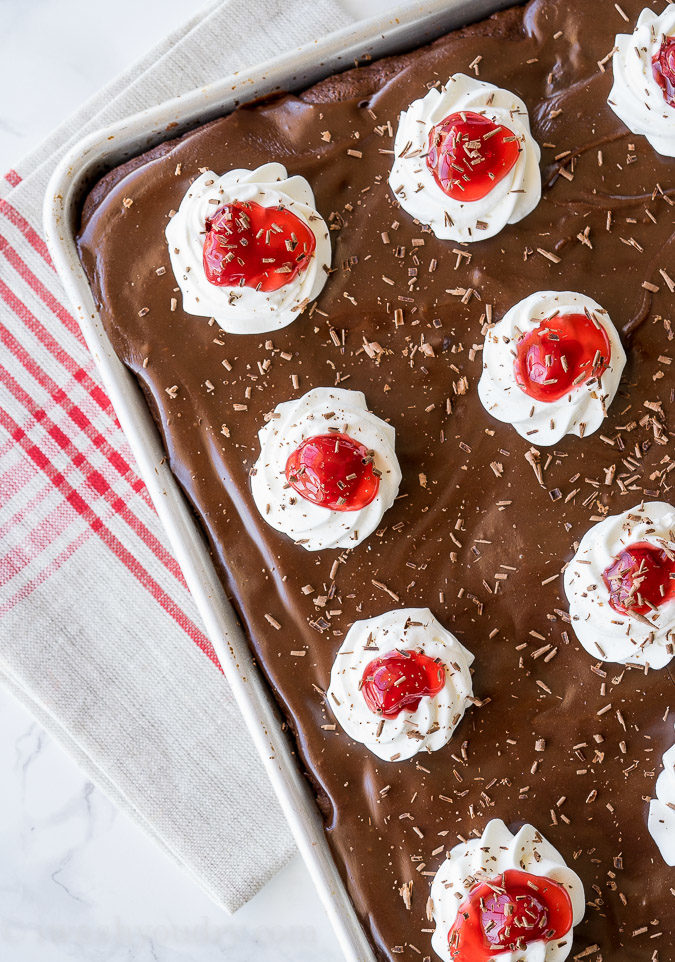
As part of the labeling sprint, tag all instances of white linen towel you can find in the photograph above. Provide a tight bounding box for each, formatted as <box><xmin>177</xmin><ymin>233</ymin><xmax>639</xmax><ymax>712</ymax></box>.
<box><xmin>0</xmin><ymin>0</ymin><xmax>356</xmax><ymax>912</ymax></box>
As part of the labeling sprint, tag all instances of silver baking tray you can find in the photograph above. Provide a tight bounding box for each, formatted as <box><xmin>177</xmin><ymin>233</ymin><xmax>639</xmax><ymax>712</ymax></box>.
<box><xmin>44</xmin><ymin>2</ymin><xmax>514</xmax><ymax>958</ymax></box>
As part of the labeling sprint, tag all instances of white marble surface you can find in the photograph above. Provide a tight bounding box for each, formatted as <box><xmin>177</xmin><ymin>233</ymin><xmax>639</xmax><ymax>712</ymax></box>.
<box><xmin>0</xmin><ymin>685</ymin><xmax>340</xmax><ymax>962</ymax></box>
<box><xmin>0</xmin><ymin>1</ymin><xmax>392</xmax><ymax>959</ymax></box>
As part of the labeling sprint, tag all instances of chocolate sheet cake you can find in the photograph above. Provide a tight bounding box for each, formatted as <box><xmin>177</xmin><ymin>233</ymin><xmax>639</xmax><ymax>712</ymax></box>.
<box><xmin>77</xmin><ymin>0</ymin><xmax>674</xmax><ymax>958</ymax></box>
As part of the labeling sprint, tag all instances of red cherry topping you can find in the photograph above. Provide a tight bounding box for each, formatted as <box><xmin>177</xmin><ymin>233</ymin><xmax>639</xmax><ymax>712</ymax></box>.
<box><xmin>602</xmin><ymin>541</ymin><xmax>675</xmax><ymax>617</ymax></box>
<box><xmin>361</xmin><ymin>649</ymin><xmax>445</xmax><ymax>718</ymax></box>
<box><xmin>285</xmin><ymin>433</ymin><xmax>379</xmax><ymax>512</ymax></box>
<box><xmin>447</xmin><ymin>869</ymin><xmax>574</xmax><ymax>960</ymax></box>
<box><xmin>203</xmin><ymin>200</ymin><xmax>315</xmax><ymax>292</ymax></box>
<box><xmin>426</xmin><ymin>111</ymin><xmax>520</xmax><ymax>202</ymax></box>
<box><xmin>652</xmin><ymin>35</ymin><xmax>675</xmax><ymax>108</ymax></box>
<box><xmin>514</xmin><ymin>313</ymin><xmax>611</xmax><ymax>403</ymax></box>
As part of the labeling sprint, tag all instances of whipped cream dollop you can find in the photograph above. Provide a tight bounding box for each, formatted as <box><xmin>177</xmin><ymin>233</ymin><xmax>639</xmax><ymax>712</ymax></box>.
<box><xmin>430</xmin><ymin>819</ymin><xmax>585</xmax><ymax>962</ymax></box>
<box><xmin>165</xmin><ymin>163</ymin><xmax>331</xmax><ymax>334</ymax></box>
<box><xmin>388</xmin><ymin>73</ymin><xmax>541</xmax><ymax>242</ymax></box>
<box><xmin>327</xmin><ymin>608</ymin><xmax>474</xmax><ymax>762</ymax></box>
<box><xmin>250</xmin><ymin>388</ymin><xmax>401</xmax><ymax>551</ymax></box>
<box><xmin>608</xmin><ymin>6</ymin><xmax>675</xmax><ymax>157</ymax></box>
<box><xmin>564</xmin><ymin>501</ymin><xmax>675</xmax><ymax>669</ymax></box>
<box><xmin>478</xmin><ymin>290</ymin><xmax>626</xmax><ymax>446</ymax></box>
<box><xmin>649</xmin><ymin>740</ymin><xmax>675</xmax><ymax>865</ymax></box>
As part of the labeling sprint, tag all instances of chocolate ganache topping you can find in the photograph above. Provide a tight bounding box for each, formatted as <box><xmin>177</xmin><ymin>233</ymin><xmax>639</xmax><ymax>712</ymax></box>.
<box><xmin>77</xmin><ymin>0</ymin><xmax>674</xmax><ymax>958</ymax></box>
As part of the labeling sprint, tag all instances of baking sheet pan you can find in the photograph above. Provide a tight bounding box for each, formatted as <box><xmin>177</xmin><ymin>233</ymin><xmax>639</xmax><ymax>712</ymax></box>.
<box><xmin>43</xmin><ymin>2</ymin><xmax>515</xmax><ymax>958</ymax></box>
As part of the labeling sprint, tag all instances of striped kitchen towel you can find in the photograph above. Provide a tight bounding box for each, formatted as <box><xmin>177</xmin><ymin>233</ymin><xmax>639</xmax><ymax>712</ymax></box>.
<box><xmin>0</xmin><ymin>0</ymin><xmax>355</xmax><ymax>912</ymax></box>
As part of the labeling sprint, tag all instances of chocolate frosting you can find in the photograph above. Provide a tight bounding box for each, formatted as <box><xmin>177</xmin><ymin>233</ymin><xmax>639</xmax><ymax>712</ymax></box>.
<box><xmin>77</xmin><ymin>1</ymin><xmax>675</xmax><ymax>957</ymax></box>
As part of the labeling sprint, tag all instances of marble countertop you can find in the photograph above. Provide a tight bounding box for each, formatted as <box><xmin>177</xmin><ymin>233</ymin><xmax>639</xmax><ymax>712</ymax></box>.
<box><xmin>0</xmin><ymin>687</ymin><xmax>341</xmax><ymax>962</ymax></box>
<box><xmin>0</xmin><ymin>1</ymin><xmax>391</xmax><ymax>959</ymax></box>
